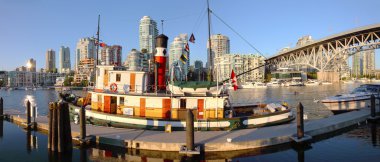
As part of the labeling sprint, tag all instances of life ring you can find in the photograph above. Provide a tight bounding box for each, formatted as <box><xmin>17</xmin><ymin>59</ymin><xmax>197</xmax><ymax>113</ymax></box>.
<box><xmin>110</xmin><ymin>83</ymin><xmax>118</xmax><ymax>92</ymax></box>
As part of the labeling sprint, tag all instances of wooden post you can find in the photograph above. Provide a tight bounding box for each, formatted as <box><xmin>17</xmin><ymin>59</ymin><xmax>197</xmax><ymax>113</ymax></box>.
<box><xmin>0</xmin><ymin>97</ymin><xmax>3</xmax><ymax>119</ymax></box>
<box><xmin>26</xmin><ymin>100</ymin><xmax>31</xmax><ymax>129</ymax></box>
<box><xmin>57</xmin><ymin>102</ymin><xmax>64</xmax><ymax>153</ymax></box>
<box><xmin>186</xmin><ymin>109</ymin><xmax>194</xmax><ymax>151</ymax></box>
<box><xmin>371</xmin><ymin>95</ymin><xmax>376</xmax><ymax>118</ymax></box>
<box><xmin>48</xmin><ymin>102</ymin><xmax>53</xmax><ymax>150</ymax></box>
<box><xmin>80</xmin><ymin>106</ymin><xmax>86</xmax><ymax>140</ymax></box>
<box><xmin>62</xmin><ymin>102</ymin><xmax>72</xmax><ymax>152</ymax></box>
<box><xmin>297</xmin><ymin>102</ymin><xmax>304</xmax><ymax>139</ymax></box>
<box><xmin>52</xmin><ymin>103</ymin><xmax>58</xmax><ymax>151</ymax></box>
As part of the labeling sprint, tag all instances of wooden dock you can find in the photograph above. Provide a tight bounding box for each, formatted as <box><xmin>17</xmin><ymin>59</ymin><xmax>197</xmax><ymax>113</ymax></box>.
<box><xmin>3</xmin><ymin>108</ymin><xmax>374</xmax><ymax>152</ymax></box>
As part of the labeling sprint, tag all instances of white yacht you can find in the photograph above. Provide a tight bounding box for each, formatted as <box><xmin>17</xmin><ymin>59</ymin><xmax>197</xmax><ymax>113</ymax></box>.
<box><xmin>304</xmin><ymin>80</ymin><xmax>320</xmax><ymax>86</ymax></box>
<box><xmin>253</xmin><ymin>82</ymin><xmax>267</xmax><ymax>88</ymax></box>
<box><xmin>239</xmin><ymin>82</ymin><xmax>255</xmax><ymax>89</ymax></box>
<box><xmin>267</xmin><ymin>80</ymin><xmax>282</xmax><ymax>87</ymax></box>
<box><xmin>321</xmin><ymin>81</ymin><xmax>333</xmax><ymax>85</ymax></box>
<box><xmin>321</xmin><ymin>84</ymin><xmax>380</xmax><ymax>114</ymax></box>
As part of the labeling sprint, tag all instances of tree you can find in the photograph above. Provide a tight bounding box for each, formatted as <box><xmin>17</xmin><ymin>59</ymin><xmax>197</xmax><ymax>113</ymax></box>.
<box><xmin>80</xmin><ymin>80</ymin><xmax>89</xmax><ymax>87</ymax></box>
<box><xmin>63</xmin><ymin>76</ymin><xmax>73</xmax><ymax>86</ymax></box>
<box><xmin>0</xmin><ymin>80</ymin><xmax>3</xmax><ymax>87</ymax></box>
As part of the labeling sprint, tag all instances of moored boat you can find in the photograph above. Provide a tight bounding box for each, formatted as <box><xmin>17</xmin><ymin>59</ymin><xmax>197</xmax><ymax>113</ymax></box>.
<box><xmin>321</xmin><ymin>84</ymin><xmax>380</xmax><ymax>114</ymax></box>
<box><xmin>62</xmin><ymin>35</ymin><xmax>294</xmax><ymax>131</ymax></box>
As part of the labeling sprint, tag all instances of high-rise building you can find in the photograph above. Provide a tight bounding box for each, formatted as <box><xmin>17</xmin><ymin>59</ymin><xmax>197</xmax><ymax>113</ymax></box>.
<box><xmin>169</xmin><ymin>34</ymin><xmax>189</xmax><ymax>81</ymax></box>
<box><xmin>75</xmin><ymin>37</ymin><xmax>97</xmax><ymax>72</ymax></box>
<box><xmin>352</xmin><ymin>49</ymin><xmax>375</xmax><ymax>76</ymax></box>
<box><xmin>214</xmin><ymin>53</ymin><xmax>265</xmax><ymax>82</ymax></box>
<box><xmin>125</xmin><ymin>49</ymin><xmax>142</xmax><ymax>71</ymax></box>
<box><xmin>59</xmin><ymin>46</ymin><xmax>71</xmax><ymax>73</ymax></box>
<box><xmin>207</xmin><ymin>34</ymin><xmax>230</xmax><ymax>71</ymax></box>
<box><xmin>26</xmin><ymin>58</ymin><xmax>36</xmax><ymax>72</ymax></box>
<box><xmin>100</xmin><ymin>45</ymin><xmax>122</xmax><ymax>66</ymax></box>
<box><xmin>45</xmin><ymin>49</ymin><xmax>56</xmax><ymax>73</ymax></box>
<box><xmin>139</xmin><ymin>16</ymin><xmax>158</xmax><ymax>54</ymax></box>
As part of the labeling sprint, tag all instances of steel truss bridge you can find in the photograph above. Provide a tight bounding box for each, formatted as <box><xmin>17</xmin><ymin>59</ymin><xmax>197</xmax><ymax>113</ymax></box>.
<box><xmin>265</xmin><ymin>24</ymin><xmax>380</xmax><ymax>72</ymax></box>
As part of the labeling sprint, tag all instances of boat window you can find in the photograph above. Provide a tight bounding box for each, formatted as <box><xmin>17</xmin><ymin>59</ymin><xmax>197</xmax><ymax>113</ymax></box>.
<box><xmin>180</xmin><ymin>99</ymin><xmax>186</xmax><ymax>109</ymax></box>
<box><xmin>120</xmin><ymin>97</ymin><xmax>124</xmax><ymax>105</ymax></box>
<box><xmin>116</xmin><ymin>74</ymin><xmax>121</xmax><ymax>82</ymax></box>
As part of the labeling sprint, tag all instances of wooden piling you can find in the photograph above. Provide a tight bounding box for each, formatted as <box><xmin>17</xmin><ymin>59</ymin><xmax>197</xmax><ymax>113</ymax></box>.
<box><xmin>370</xmin><ymin>95</ymin><xmax>376</xmax><ymax>118</ymax></box>
<box><xmin>297</xmin><ymin>102</ymin><xmax>304</xmax><ymax>139</ymax></box>
<box><xmin>80</xmin><ymin>106</ymin><xmax>86</xmax><ymax>140</ymax></box>
<box><xmin>186</xmin><ymin>109</ymin><xmax>194</xmax><ymax>151</ymax></box>
<box><xmin>48</xmin><ymin>102</ymin><xmax>53</xmax><ymax>150</ymax></box>
<box><xmin>62</xmin><ymin>101</ymin><xmax>72</xmax><ymax>152</ymax></box>
<box><xmin>26</xmin><ymin>100</ymin><xmax>31</xmax><ymax>129</ymax></box>
<box><xmin>51</xmin><ymin>103</ymin><xmax>58</xmax><ymax>152</ymax></box>
<box><xmin>57</xmin><ymin>102</ymin><xmax>64</xmax><ymax>153</ymax></box>
<box><xmin>0</xmin><ymin>97</ymin><xmax>3</xmax><ymax>119</ymax></box>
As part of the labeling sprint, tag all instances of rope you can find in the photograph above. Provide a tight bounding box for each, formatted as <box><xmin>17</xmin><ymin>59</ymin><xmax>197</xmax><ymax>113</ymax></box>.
<box><xmin>210</xmin><ymin>10</ymin><xmax>266</xmax><ymax>59</ymax></box>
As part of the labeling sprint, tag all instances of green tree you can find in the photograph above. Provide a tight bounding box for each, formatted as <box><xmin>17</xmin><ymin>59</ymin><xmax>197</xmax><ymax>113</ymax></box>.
<box><xmin>80</xmin><ymin>80</ymin><xmax>88</xmax><ymax>87</ymax></box>
<box><xmin>63</xmin><ymin>76</ymin><xmax>73</xmax><ymax>86</ymax></box>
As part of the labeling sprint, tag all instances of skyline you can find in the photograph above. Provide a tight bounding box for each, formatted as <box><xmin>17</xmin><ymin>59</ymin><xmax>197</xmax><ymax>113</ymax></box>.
<box><xmin>1</xmin><ymin>0</ymin><xmax>380</xmax><ymax>71</ymax></box>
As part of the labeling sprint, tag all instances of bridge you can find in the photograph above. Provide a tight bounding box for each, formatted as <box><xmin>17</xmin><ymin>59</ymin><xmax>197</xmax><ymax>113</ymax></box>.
<box><xmin>265</xmin><ymin>23</ymin><xmax>380</xmax><ymax>72</ymax></box>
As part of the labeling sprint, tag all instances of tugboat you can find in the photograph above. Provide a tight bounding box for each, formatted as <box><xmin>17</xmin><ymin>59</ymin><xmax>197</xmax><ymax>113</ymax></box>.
<box><xmin>64</xmin><ymin>35</ymin><xmax>294</xmax><ymax>131</ymax></box>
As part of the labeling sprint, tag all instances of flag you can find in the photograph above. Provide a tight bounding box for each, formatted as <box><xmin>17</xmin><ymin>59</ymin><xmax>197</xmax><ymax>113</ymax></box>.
<box><xmin>184</xmin><ymin>42</ymin><xmax>189</xmax><ymax>53</ymax></box>
<box><xmin>189</xmin><ymin>33</ymin><xmax>195</xmax><ymax>43</ymax></box>
<box><xmin>230</xmin><ymin>69</ymin><xmax>238</xmax><ymax>91</ymax></box>
<box><xmin>180</xmin><ymin>53</ymin><xmax>188</xmax><ymax>64</ymax></box>
<box><xmin>100</xmin><ymin>42</ymin><xmax>107</xmax><ymax>47</ymax></box>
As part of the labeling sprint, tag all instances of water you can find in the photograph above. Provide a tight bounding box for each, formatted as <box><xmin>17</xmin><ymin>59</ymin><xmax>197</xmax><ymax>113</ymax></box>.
<box><xmin>1</xmin><ymin>83</ymin><xmax>380</xmax><ymax>161</ymax></box>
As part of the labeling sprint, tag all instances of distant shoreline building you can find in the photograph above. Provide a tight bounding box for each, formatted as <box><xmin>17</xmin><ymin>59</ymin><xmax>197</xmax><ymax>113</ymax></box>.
<box><xmin>26</xmin><ymin>58</ymin><xmax>36</xmax><ymax>72</ymax></box>
<box><xmin>139</xmin><ymin>16</ymin><xmax>158</xmax><ymax>54</ymax></box>
<box><xmin>207</xmin><ymin>34</ymin><xmax>230</xmax><ymax>71</ymax></box>
<box><xmin>169</xmin><ymin>34</ymin><xmax>189</xmax><ymax>80</ymax></box>
<box><xmin>59</xmin><ymin>46</ymin><xmax>71</xmax><ymax>73</ymax></box>
<box><xmin>45</xmin><ymin>49</ymin><xmax>56</xmax><ymax>73</ymax></box>
<box><xmin>214</xmin><ymin>53</ymin><xmax>265</xmax><ymax>82</ymax></box>
<box><xmin>352</xmin><ymin>49</ymin><xmax>375</xmax><ymax>77</ymax></box>
<box><xmin>100</xmin><ymin>45</ymin><xmax>122</xmax><ymax>66</ymax></box>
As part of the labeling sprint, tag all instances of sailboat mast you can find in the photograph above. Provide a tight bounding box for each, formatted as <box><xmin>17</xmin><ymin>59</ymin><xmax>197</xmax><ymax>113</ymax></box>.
<box><xmin>92</xmin><ymin>15</ymin><xmax>100</xmax><ymax>86</ymax></box>
<box><xmin>207</xmin><ymin>0</ymin><xmax>213</xmax><ymax>81</ymax></box>
<box><xmin>96</xmin><ymin>15</ymin><xmax>100</xmax><ymax>67</ymax></box>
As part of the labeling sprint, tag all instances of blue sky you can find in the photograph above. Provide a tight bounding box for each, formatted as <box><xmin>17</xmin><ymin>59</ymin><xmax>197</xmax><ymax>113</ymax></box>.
<box><xmin>0</xmin><ymin>0</ymin><xmax>379</xmax><ymax>71</ymax></box>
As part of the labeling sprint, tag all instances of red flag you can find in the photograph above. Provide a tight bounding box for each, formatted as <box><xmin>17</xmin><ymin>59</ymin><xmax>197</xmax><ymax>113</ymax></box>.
<box><xmin>189</xmin><ymin>33</ymin><xmax>195</xmax><ymax>43</ymax></box>
<box><xmin>230</xmin><ymin>69</ymin><xmax>238</xmax><ymax>91</ymax></box>
<box><xmin>184</xmin><ymin>42</ymin><xmax>189</xmax><ymax>53</ymax></box>
<box><xmin>100</xmin><ymin>42</ymin><xmax>106</xmax><ymax>47</ymax></box>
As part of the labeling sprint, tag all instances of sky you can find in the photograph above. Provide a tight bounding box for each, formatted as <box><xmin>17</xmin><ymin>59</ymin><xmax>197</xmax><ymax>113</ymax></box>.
<box><xmin>0</xmin><ymin>0</ymin><xmax>379</xmax><ymax>71</ymax></box>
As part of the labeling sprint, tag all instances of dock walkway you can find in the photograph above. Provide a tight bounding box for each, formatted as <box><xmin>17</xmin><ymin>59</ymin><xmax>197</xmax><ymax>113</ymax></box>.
<box><xmin>4</xmin><ymin>108</ymin><xmax>371</xmax><ymax>152</ymax></box>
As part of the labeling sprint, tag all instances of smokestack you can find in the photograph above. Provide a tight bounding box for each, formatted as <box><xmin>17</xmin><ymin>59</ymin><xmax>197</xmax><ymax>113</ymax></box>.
<box><xmin>155</xmin><ymin>34</ymin><xmax>169</xmax><ymax>91</ymax></box>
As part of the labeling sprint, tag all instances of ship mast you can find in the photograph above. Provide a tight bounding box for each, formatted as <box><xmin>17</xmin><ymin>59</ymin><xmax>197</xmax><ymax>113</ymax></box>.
<box><xmin>94</xmin><ymin>15</ymin><xmax>100</xmax><ymax>86</ymax></box>
<box><xmin>207</xmin><ymin>0</ymin><xmax>213</xmax><ymax>81</ymax></box>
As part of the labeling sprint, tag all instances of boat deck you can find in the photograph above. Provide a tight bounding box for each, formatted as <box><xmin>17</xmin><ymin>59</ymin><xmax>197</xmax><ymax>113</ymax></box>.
<box><xmin>4</xmin><ymin>107</ymin><xmax>376</xmax><ymax>152</ymax></box>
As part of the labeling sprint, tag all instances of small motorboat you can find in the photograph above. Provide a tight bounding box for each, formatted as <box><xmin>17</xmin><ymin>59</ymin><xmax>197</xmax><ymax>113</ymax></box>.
<box><xmin>321</xmin><ymin>84</ymin><xmax>380</xmax><ymax>114</ymax></box>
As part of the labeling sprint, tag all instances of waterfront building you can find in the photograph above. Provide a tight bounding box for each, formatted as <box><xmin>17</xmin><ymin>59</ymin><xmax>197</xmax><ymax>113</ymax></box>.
<box><xmin>75</xmin><ymin>37</ymin><xmax>97</xmax><ymax>72</ymax></box>
<box><xmin>214</xmin><ymin>53</ymin><xmax>264</xmax><ymax>82</ymax></box>
<box><xmin>139</xmin><ymin>16</ymin><xmax>158</xmax><ymax>54</ymax></box>
<box><xmin>207</xmin><ymin>34</ymin><xmax>230</xmax><ymax>71</ymax></box>
<box><xmin>169</xmin><ymin>34</ymin><xmax>189</xmax><ymax>80</ymax></box>
<box><xmin>26</xmin><ymin>58</ymin><xmax>36</xmax><ymax>72</ymax></box>
<box><xmin>271</xmin><ymin>68</ymin><xmax>307</xmax><ymax>82</ymax></box>
<box><xmin>6</xmin><ymin>70</ymin><xmax>63</xmax><ymax>87</ymax></box>
<box><xmin>125</xmin><ymin>49</ymin><xmax>142</xmax><ymax>71</ymax></box>
<box><xmin>73</xmin><ymin>58</ymin><xmax>95</xmax><ymax>85</ymax></box>
<box><xmin>352</xmin><ymin>49</ymin><xmax>375</xmax><ymax>77</ymax></box>
<box><xmin>59</xmin><ymin>46</ymin><xmax>71</xmax><ymax>73</ymax></box>
<box><xmin>0</xmin><ymin>71</ymin><xmax>7</xmax><ymax>86</ymax></box>
<box><xmin>100</xmin><ymin>45</ymin><xmax>122</xmax><ymax>66</ymax></box>
<box><xmin>45</xmin><ymin>49</ymin><xmax>56</xmax><ymax>73</ymax></box>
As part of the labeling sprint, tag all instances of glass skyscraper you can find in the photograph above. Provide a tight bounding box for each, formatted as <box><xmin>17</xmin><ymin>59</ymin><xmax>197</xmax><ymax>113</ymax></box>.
<box><xmin>139</xmin><ymin>16</ymin><xmax>158</xmax><ymax>54</ymax></box>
